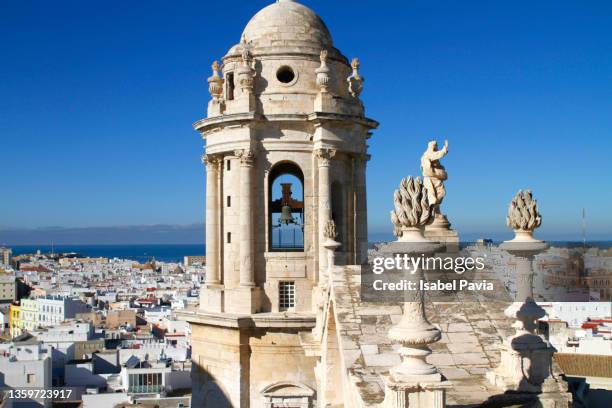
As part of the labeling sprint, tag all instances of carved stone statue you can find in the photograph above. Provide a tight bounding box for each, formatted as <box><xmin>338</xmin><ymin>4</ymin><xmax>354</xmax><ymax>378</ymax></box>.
<box><xmin>421</xmin><ymin>139</ymin><xmax>448</xmax><ymax>215</ymax></box>
<box><xmin>347</xmin><ymin>58</ymin><xmax>364</xmax><ymax>98</ymax></box>
<box><xmin>420</xmin><ymin>140</ymin><xmax>459</xmax><ymax>248</ymax></box>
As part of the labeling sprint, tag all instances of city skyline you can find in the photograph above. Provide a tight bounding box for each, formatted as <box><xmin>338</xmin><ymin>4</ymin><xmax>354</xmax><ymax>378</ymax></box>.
<box><xmin>2</xmin><ymin>0</ymin><xmax>611</xmax><ymax>243</ymax></box>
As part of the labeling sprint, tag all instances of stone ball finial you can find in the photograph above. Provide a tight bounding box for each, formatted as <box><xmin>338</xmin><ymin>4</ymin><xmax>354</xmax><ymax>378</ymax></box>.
<box><xmin>390</xmin><ymin>176</ymin><xmax>434</xmax><ymax>242</ymax></box>
<box><xmin>506</xmin><ymin>190</ymin><xmax>543</xmax><ymax>242</ymax></box>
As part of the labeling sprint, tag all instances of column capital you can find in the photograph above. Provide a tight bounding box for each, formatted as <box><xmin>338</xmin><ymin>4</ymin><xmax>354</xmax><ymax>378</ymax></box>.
<box><xmin>201</xmin><ymin>153</ymin><xmax>222</xmax><ymax>168</ymax></box>
<box><xmin>315</xmin><ymin>148</ymin><xmax>336</xmax><ymax>166</ymax></box>
<box><xmin>354</xmin><ymin>152</ymin><xmax>371</xmax><ymax>163</ymax></box>
<box><xmin>234</xmin><ymin>148</ymin><xmax>255</xmax><ymax>166</ymax></box>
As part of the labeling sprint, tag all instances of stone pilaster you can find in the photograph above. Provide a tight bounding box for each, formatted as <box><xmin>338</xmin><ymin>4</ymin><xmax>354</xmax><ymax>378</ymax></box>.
<box><xmin>315</xmin><ymin>148</ymin><xmax>335</xmax><ymax>281</ymax></box>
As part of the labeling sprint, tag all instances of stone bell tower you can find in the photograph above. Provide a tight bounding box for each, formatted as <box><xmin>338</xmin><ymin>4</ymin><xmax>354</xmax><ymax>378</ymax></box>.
<box><xmin>183</xmin><ymin>0</ymin><xmax>377</xmax><ymax>406</ymax></box>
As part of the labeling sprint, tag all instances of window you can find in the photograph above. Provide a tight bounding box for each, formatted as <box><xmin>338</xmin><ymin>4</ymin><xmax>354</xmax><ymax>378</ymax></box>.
<box><xmin>226</xmin><ymin>72</ymin><xmax>235</xmax><ymax>100</ymax></box>
<box><xmin>27</xmin><ymin>374</ymin><xmax>35</xmax><ymax>384</ymax></box>
<box><xmin>227</xmin><ymin>196</ymin><xmax>231</xmax><ymax>207</ymax></box>
<box><xmin>227</xmin><ymin>232</ymin><xmax>231</xmax><ymax>244</ymax></box>
<box><xmin>226</xmin><ymin>160</ymin><xmax>231</xmax><ymax>171</ymax></box>
<box><xmin>276</xmin><ymin>66</ymin><xmax>295</xmax><ymax>84</ymax></box>
<box><xmin>279</xmin><ymin>281</ymin><xmax>296</xmax><ymax>311</ymax></box>
<box><xmin>269</xmin><ymin>162</ymin><xmax>304</xmax><ymax>251</ymax></box>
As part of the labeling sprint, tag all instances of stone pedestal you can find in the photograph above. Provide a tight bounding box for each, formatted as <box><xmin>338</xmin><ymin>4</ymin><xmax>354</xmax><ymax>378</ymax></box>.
<box><xmin>424</xmin><ymin>213</ymin><xmax>459</xmax><ymax>251</ymax></box>
<box><xmin>200</xmin><ymin>284</ymin><xmax>224</xmax><ymax>313</ymax></box>
<box><xmin>384</xmin><ymin>239</ymin><xmax>451</xmax><ymax>408</ymax></box>
<box><xmin>383</xmin><ymin>375</ymin><xmax>451</xmax><ymax>408</ymax></box>
<box><xmin>231</xmin><ymin>94</ymin><xmax>256</xmax><ymax>114</ymax></box>
<box><xmin>207</xmin><ymin>99</ymin><xmax>224</xmax><ymax>117</ymax></box>
<box><xmin>321</xmin><ymin>238</ymin><xmax>341</xmax><ymax>289</ymax></box>
<box><xmin>314</xmin><ymin>92</ymin><xmax>335</xmax><ymax>112</ymax></box>
<box><xmin>487</xmin><ymin>240</ymin><xmax>572</xmax><ymax>406</ymax></box>
<box><xmin>225</xmin><ymin>286</ymin><xmax>263</xmax><ymax>314</ymax></box>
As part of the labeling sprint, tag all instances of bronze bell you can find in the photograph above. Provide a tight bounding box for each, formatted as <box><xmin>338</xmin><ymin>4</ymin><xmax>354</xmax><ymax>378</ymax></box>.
<box><xmin>279</xmin><ymin>205</ymin><xmax>295</xmax><ymax>225</ymax></box>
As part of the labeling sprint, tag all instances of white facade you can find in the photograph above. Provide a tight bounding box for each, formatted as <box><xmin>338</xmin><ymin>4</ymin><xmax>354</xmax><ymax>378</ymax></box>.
<box><xmin>0</xmin><ymin>341</ymin><xmax>52</xmax><ymax>407</ymax></box>
<box><xmin>37</xmin><ymin>295</ymin><xmax>91</xmax><ymax>327</ymax></box>
<box><xmin>547</xmin><ymin>302</ymin><xmax>612</xmax><ymax>327</ymax></box>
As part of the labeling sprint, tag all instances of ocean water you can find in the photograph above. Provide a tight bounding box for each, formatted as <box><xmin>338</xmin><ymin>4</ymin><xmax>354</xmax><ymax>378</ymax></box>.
<box><xmin>9</xmin><ymin>241</ymin><xmax>611</xmax><ymax>265</ymax></box>
<box><xmin>10</xmin><ymin>244</ymin><xmax>205</xmax><ymax>264</ymax></box>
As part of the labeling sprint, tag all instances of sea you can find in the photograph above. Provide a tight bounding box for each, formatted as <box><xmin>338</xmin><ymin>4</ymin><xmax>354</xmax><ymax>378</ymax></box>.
<box><xmin>8</xmin><ymin>241</ymin><xmax>611</xmax><ymax>265</ymax></box>
<box><xmin>10</xmin><ymin>244</ymin><xmax>205</xmax><ymax>264</ymax></box>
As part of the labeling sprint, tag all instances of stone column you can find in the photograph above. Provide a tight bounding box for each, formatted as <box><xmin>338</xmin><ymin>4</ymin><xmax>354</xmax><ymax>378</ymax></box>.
<box><xmin>203</xmin><ymin>154</ymin><xmax>220</xmax><ymax>285</ymax></box>
<box><xmin>383</xmin><ymin>176</ymin><xmax>451</xmax><ymax>408</ymax></box>
<box><xmin>237</xmin><ymin>149</ymin><xmax>255</xmax><ymax>287</ymax></box>
<box><xmin>486</xmin><ymin>190</ymin><xmax>572</xmax><ymax>405</ymax></box>
<box><xmin>316</xmin><ymin>148</ymin><xmax>335</xmax><ymax>280</ymax></box>
<box><xmin>486</xmin><ymin>242</ymin><xmax>572</xmax><ymax>402</ymax></box>
<box><xmin>383</xmin><ymin>240</ymin><xmax>451</xmax><ymax>408</ymax></box>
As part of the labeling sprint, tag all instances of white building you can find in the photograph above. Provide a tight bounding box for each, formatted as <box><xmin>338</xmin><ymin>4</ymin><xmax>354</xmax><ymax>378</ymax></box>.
<box><xmin>546</xmin><ymin>302</ymin><xmax>612</xmax><ymax>327</ymax></box>
<box><xmin>143</xmin><ymin>306</ymin><xmax>171</xmax><ymax>325</ymax></box>
<box><xmin>0</xmin><ymin>338</ymin><xmax>52</xmax><ymax>407</ymax></box>
<box><xmin>37</xmin><ymin>295</ymin><xmax>91</xmax><ymax>327</ymax></box>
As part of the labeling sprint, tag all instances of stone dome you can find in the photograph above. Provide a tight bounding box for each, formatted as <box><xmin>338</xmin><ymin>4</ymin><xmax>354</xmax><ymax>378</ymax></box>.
<box><xmin>235</xmin><ymin>0</ymin><xmax>338</xmax><ymax>57</ymax></box>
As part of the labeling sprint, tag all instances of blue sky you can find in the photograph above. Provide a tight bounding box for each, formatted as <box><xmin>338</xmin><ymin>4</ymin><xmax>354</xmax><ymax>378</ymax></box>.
<box><xmin>1</xmin><ymin>0</ymin><xmax>611</xmax><ymax>243</ymax></box>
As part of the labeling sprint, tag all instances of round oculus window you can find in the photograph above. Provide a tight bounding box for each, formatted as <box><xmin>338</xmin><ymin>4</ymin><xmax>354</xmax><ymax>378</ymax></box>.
<box><xmin>276</xmin><ymin>66</ymin><xmax>296</xmax><ymax>84</ymax></box>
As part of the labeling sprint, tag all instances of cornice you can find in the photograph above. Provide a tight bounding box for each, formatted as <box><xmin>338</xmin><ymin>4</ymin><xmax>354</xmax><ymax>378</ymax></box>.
<box><xmin>194</xmin><ymin>112</ymin><xmax>379</xmax><ymax>135</ymax></box>
<box><xmin>177</xmin><ymin>310</ymin><xmax>316</xmax><ymax>329</ymax></box>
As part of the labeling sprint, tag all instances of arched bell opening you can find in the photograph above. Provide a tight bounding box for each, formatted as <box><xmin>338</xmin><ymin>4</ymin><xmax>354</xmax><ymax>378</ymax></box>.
<box><xmin>268</xmin><ymin>161</ymin><xmax>305</xmax><ymax>252</ymax></box>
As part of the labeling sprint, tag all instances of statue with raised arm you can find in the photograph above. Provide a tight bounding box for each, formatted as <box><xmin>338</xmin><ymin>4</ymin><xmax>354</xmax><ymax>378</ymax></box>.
<box><xmin>421</xmin><ymin>139</ymin><xmax>458</xmax><ymax>247</ymax></box>
<box><xmin>421</xmin><ymin>139</ymin><xmax>449</xmax><ymax>213</ymax></box>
